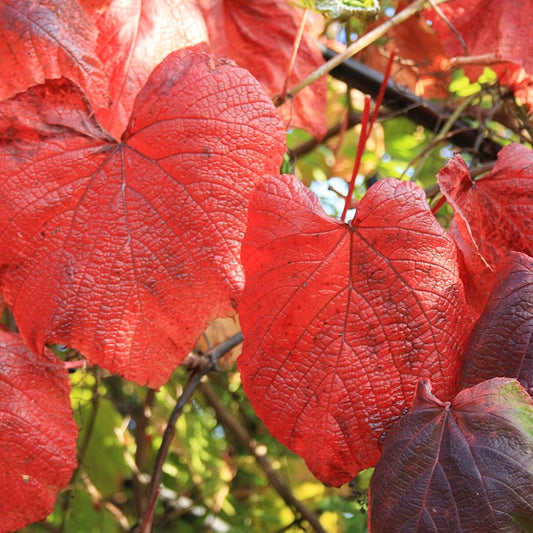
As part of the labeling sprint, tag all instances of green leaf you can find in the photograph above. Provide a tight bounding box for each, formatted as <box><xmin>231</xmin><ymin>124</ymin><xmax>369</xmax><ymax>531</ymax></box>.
<box><xmin>314</xmin><ymin>0</ymin><xmax>380</xmax><ymax>20</ymax></box>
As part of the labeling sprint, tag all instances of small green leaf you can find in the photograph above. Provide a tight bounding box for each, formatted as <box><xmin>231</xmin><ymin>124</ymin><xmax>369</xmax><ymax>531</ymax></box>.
<box><xmin>314</xmin><ymin>0</ymin><xmax>380</xmax><ymax>20</ymax></box>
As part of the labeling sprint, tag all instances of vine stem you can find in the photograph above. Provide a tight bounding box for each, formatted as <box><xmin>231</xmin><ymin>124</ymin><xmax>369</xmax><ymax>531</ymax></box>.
<box><xmin>135</xmin><ymin>332</ymin><xmax>243</xmax><ymax>533</ymax></box>
<box><xmin>341</xmin><ymin>95</ymin><xmax>371</xmax><ymax>222</ymax></box>
<box><xmin>431</xmin><ymin>194</ymin><xmax>447</xmax><ymax>215</ymax></box>
<box><xmin>288</xmin><ymin>0</ymin><xmax>449</xmax><ymax>97</ymax></box>
<box><xmin>340</xmin><ymin>51</ymin><xmax>395</xmax><ymax>223</ymax></box>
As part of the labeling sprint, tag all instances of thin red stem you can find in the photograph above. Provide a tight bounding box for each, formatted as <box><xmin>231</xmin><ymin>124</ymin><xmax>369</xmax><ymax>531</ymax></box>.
<box><xmin>368</xmin><ymin>51</ymin><xmax>396</xmax><ymax>134</ymax></box>
<box><xmin>340</xmin><ymin>52</ymin><xmax>395</xmax><ymax>223</ymax></box>
<box><xmin>341</xmin><ymin>95</ymin><xmax>371</xmax><ymax>223</ymax></box>
<box><xmin>431</xmin><ymin>195</ymin><xmax>447</xmax><ymax>215</ymax></box>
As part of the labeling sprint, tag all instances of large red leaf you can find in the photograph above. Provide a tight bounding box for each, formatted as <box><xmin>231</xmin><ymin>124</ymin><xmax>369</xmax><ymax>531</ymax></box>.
<box><xmin>0</xmin><ymin>0</ymin><xmax>108</xmax><ymax>106</ymax></box>
<box><xmin>89</xmin><ymin>0</ymin><xmax>208</xmax><ymax>139</ymax></box>
<box><xmin>0</xmin><ymin>45</ymin><xmax>286</xmax><ymax>387</ymax></box>
<box><xmin>238</xmin><ymin>175</ymin><xmax>473</xmax><ymax>486</ymax></box>
<box><xmin>199</xmin><ymin>0</ymin><xmax>327</xmax><ymax>139</ymax></box>
<box><xmin>438</xmin><ymin>143</ymin><xmax>533</xmax><ymax>311</ymax></box>
<box><xmin>369</xmin><ymin>378</ymin><xmax>533</xmax><ymax>532</ymax></box>
<box><xmin>0</xmin><ymin>330</ymin><xmax>78</xmax><ymax>532</ymax></box>
<box><xmin>459</xmin><ymin>252</ymin><xmax>532</xmax><ymax>395</ymax></box>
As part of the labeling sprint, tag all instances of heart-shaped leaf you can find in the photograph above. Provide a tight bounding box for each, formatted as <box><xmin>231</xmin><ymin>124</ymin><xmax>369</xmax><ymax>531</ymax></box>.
<box><xmin>0</xmin><ymin>330</ymin><xmax>78</xmax><ymax>532</ymax></box>
<box><xmin>369</xmin><ymin>378</ymin><xmax>533</xmax><ymax>532</ymax></box>
<box><xmin>459</xmin><ymin>252</ymin><xmax>532</xmax><ymax>395</ymax></box>
<box><xmin>238</xmin><ymin>174</ymin><xmax>473</xmax><ymax>486</ymax></box>
<box><xmin>0</xmin><ymin>45</ymin><xmax>286</xmax><ymax>387</ymax></box>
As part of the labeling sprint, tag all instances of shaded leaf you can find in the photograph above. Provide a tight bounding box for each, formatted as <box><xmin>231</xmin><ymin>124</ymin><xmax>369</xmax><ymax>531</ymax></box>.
<box><xmin>0</xmin><ymin>0</ymin><xmax>108</xmax><ymax>105</ymax></box>
<box><xmin>359</xmin><ymin>2</ymin><xmax>451</xmax><ymax>100</ymax></box>
<box><xmin>0</xmin><ymin>330</ymin><xmax>78</xmax><ymax>532</ymax></box>
<box><xmin>90</xmin><ymin>0</ymin><xmax>208</xmax><ymax>139</ymax></box>
<box><xmin>438</xmin><ymin>143</ymin><xmax>533</xmax><ymax>311</ymax></box>
<box><xmin>460</xmin><ymin>252</ymin><xmax>533</xmax><ymax>396</ymax></box>
<box><xmin>238</xmin><ymin>174</ymin><xmax>473</xmax><ymax>486</ymax></box>
<box><xmin>199</xmin><ymin>0</ymin><xmax>328</xmax><ymax>139</ymax></box>
<box><xmin>426</xmin><ymin>0</ymin><xmax>533</xmax><ymax>75</ymax></box>
<box><xmin>369</xmin><ymin>378</ymin><xmax>533</xmax><ymax>532</ymax></box>
<box><xmin>0</xmin><ymin>46</ymin><xmax>286</xmax><ymax>387</ymax></box>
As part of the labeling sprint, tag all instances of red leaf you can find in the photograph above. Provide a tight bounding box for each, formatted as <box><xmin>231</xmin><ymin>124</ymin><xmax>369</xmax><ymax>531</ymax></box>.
<box><xmin>238</xmin><ymin>175</ymin><xmax>473</xmax><ymax>486</ymax></box>
<box><xmin>0</xmin><ymin>46</ymin><xmax>286</xmax><ymax>387</ymax></box>
<box><xmin>89</xmin><ymin>0</ymin><xmax>208</xmax><ymax>139</ymax></box>
<box><xmin>426</xmin><ymin>0</ymin><xmax>533</xmax><ymax>75</ymax></box>
<box><xmin>438</xmin><ymin>143</ymin><xmax>533</xmax><ymax>311</ymax></box>
<box><xmin>459</xmin><ymin>252</ymin><xmax>533</xmax><ymax>395</ymax></box>
<box><xmin>199</xmin><ymin>0</ymin><xmax>328</xmax><ymax>139</ymax></box>
<box><xmin>0</xmin><ymin>0</ymin><xmax>109</xmax><ymax>106</ymax></box>
<box><xmin>369</xmin><ymin>378</ymin><xmax>533</xmax><ymax>532</ymax></box>
<box><xmin>0</xmin><ymin>330</ymin><xmax>78</xmax><ymax>532</ymax></box>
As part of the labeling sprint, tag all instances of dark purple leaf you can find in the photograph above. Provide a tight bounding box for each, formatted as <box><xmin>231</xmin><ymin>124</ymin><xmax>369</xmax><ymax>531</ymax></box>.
<box><xmin>369</xmin><ymin>378</ymin><xmax>533</xmax><ymax>532</ymax></box>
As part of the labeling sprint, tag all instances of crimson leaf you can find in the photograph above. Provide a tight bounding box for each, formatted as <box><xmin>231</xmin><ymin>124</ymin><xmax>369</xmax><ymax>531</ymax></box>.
<box><xmin>238</xmin><ymin>174</ymin><xmax>473</xmax><ymax>486</ymax></box>
<box><xmin>369</xmin><ymin>378</ymin><xmax>533</xmax><ymax>532</ymax></box>
<box><xmin>0</xmin><ymin>330</ymin><xmax>78</xmax><ymax>532</ymax></box>
<box><xmin>0</xmin><ymin>45</ymin><xmax>286</xmax><ymax>387</ymax></box>
<box><xmin>459</xmin><ymin>252</ymin><xmax>532</xmax><ymax>395</ymax></box>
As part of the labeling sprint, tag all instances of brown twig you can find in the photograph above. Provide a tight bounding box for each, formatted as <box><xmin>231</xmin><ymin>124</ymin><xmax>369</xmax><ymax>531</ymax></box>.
<box><xmin>321</xmin><ymin>46</ymin><xmax>503</xmax><ymax>161</ymax></box>
<box><xmin>199</xmin><ymin>380</ymin><xmax>328</xmax><ymax>533</ymax></box>
<box><xmin>134</xmin><ymin>332</ymin><xmax>243</xmax><ymax>533</ymax></box>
